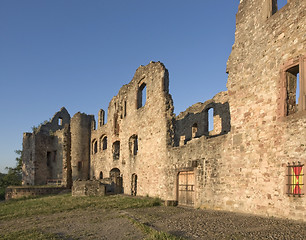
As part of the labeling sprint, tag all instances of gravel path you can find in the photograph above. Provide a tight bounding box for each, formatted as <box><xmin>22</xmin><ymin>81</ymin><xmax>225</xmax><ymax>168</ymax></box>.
<box><xmin>126</xmin><ymin>206</ymin><xmax>306</xmax><ymax>240</ymax></box>
<box><xmin>1</xmin><ymin>205</ymin><xmax>305</xmax><ymax>239</ymax></box>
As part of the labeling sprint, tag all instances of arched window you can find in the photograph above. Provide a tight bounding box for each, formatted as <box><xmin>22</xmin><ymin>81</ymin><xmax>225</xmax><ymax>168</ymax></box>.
<box><xmin>110</xmin><ymin>168</ymin><xmax>123</xmax><ymax>194</ymax></box>
<box><xmin>103</xmin><ymin>136</ymin><xmax>107</xmax><ymax>150</ymax></box>
<box><xmin>114</xmin><ymin>113</ymin><xmax>119</xmax><ymax>135</ymax></box>
<box><xmin>99</xmin><ymin>171</ymin><xmax>103</xmax><ymax>180</ymax></box>
<box><xmin>100</xmin><ymin>135</ymin><xmax>107</xmax><ymax>151</ymax></box>
<box><xmin>137</xmin><ymin>83</ymin><xmax>147</xmax><ymax>109</ymax></box>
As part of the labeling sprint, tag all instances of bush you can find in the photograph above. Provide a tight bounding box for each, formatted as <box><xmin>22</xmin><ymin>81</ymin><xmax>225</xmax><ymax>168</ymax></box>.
<box><xmin>0</xmin><ymin>150</ymin><xmax>22</xmax><ymax>200</ymax></box>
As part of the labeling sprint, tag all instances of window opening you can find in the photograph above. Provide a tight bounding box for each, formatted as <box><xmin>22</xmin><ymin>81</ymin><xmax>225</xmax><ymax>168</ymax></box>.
<box><xmin>99</xmin><ymin>171</ymin><xmax>103</xmax><ymax>180</ymax></box>
<box><xmin>124</xmin><ymin>100</ymin><xmax>127</xmax><ymax>117</ymax></box>
<box><xmin>102</xmin><ymin>136</ymin><xmax>107</xmax><ymax>150</ymax></box>
<box><xmin>296</xmin><ymin>73</ymin><xmax>300</xmax><ymax>104</ymax></box>
<box><xmin>58</xmin><ymin>117</ymin><xmax>62</xmax><ymax>126</ymax></box>
<box><xmin>192</xmin><ymin>123</ymin><xmax>198</xmax><ymax>138</ymax></box>
<box><xmin>129</xmin><ymin>135</ymin><xmax>138</xmax><ymax>156</ymax></box>
<box><xmin>208</xmin><ymin>108</ymin><xmax>214</xmax><ymax>132</ymax></box>
<box><xmin>131</xmin><ymin>173</ymin><xmax>137</xmax><ymax>196</ymax></box>
<box><xmin>114</xmin><ymin>113</ymin><xmax>119</xmax><ymax>135</ymax></box>
<box><xmin>137</xmin><ymin>83</ymin><xmax>147</xmax><ymax>108</ymax></box>
<box><xmin>286</xmin><ymin>65</ymin><xmax>299</xmax><ymax>115</ymax></box>
<box><xmin>98</xmin><ymin>109</ymin><xmax>105</xmax><ymax>127</ymax></box>
<box><xmin>113</xmin><ymin>141</ymin><xmax>120</xmax><ymax>160</ymax></box>
<box><xmin>92</xmin><ymin>140</ymin><xmax>97</xmax><ymax>154</ymax></box>
<box><xmin>277</xmin><ymin>0</ymin><xmax>287</xmax><ymax>10</ymax></box>
<box><xmin>287</xmin><ymin>162</ymin><xmax>304</xmax><ymax>197</ymax></box>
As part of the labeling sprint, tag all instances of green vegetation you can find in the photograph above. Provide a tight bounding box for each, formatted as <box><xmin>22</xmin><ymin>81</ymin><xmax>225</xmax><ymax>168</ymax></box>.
<box><xmin>130</xmin><ymin>216</ymin><xmax>184</xmax><ymax>240</ymax></box>
<box><xmin>0</xmin><ymin>150</ymin><xmax>22</xmax><ymax>200</ymax></box>
<box><xmin>0</xmin><ymin>194</ymin><xmax>161</xmax><ymax>221</ymax></box>
<box><xmin>0</xmin><ymin>229</ymin><xmax>68</xmax><ymax>240</ymax></box>
<box><xmin>32</xmin><ymin>119</ymin><xmax>51</xmax><ymax>133</ymax></box>
<box><xmin>0</xmin><ymin>193</ymin><xmax>180</xmax><ymax>240</ymax></box>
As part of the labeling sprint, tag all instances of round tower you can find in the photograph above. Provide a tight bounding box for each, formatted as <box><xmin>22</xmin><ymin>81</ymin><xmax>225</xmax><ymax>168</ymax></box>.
<box><xmin>70</xmin><ymin>112</ymin><xmax>93</xmax><ymax>181</ymax></box>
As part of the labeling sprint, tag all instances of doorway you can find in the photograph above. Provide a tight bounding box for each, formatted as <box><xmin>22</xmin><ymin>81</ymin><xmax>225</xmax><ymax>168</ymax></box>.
<box><xmin>178</xmin><ymin>171</ymin><xmax>195</xmax><ymax>206</ymax></box>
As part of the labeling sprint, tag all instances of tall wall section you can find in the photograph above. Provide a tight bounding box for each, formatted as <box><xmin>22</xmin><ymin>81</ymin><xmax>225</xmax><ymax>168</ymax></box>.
<box><xmin>90</xmin><ymin>62</ymin><xmax>174</xmax><ymax>199</ymax></box>
<box><xmin>164</xmin><ymin>0</ymin><xmax>305</xmax><ymax>221</ymax></box>
<box><xmin>22</xmin><ymin>107</ymin><xmax>71</xmax><ymax>187</ymax></box>
<box><xmin>223</xmin><ymin>0</ymin><xmax>306</xmax><ymax>220</ymax></box>
<box><xmin>70</xmin><ymin>112</ymin><xmax>94</xmax><ymax>181</ymax></box>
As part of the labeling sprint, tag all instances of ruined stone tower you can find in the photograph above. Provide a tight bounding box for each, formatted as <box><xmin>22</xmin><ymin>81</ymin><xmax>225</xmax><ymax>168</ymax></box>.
<box><xmin>70</xmin><ymin>113</ymin><xmax>94</xmax><ymax>181</ymax></box>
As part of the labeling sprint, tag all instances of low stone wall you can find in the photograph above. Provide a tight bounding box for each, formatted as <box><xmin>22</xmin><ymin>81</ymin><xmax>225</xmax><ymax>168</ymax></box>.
<box><xmin>72</xmin><ymin>180</ymin><xmax>106</xmax><ymax>196</ymax></box>
<box><xmin>5</xmin><ymin>186</ymin><xmax>69</xmax><ymax>200</ymax></box>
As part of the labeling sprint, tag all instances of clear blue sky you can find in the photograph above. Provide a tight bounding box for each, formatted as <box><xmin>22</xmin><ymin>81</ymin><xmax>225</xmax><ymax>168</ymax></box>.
<box><xmin>0</xmin><ymin>0</ymin><xmax>241</xmax><ymax>173</ymax></box>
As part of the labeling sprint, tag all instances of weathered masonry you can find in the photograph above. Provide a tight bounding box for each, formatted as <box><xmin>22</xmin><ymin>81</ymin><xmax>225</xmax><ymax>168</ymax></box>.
<box><xmin>22</xmin><ymin>0</ymin><xmax>305</xmax><ymax>221</ymax></box>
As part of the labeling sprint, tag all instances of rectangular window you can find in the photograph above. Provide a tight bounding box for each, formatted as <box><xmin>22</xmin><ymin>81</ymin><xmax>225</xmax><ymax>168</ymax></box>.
<box><xmin>281</xmin><ymin>56</ymin><xmax>306</xmax><ymax>117</ymax></box>
<box><xmin>286</xmin><ymin>65</ymin><xmax>299</xmax><ymax>115</ymax></box>
<box><xmin>137</xmin><ymin>83</ymin><xmax>147</xmax><ymax>109</ymax></box>
<box><xmin>287</xmin><ymin>162</ymin><xmax>304</xmax><ymax>197</ymax></box>
<box><xmin>58</xmin><ymin>118</ymin><xmax>63</xmax><ymax>126</ymax></box>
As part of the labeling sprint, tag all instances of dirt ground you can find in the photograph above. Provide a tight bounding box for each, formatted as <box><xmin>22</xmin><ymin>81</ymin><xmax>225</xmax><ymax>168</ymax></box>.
<box><xmin>1</xmin><ymin>205</ymin><xmax>305</xmax><ymax>239</ymax></box>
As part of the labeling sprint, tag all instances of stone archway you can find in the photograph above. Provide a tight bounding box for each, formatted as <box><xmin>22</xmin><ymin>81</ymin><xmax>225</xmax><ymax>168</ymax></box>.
<box><xmin>109</xmin><ymin>168</ymin><xmax>123</xmax><ymax>194</ymax></box>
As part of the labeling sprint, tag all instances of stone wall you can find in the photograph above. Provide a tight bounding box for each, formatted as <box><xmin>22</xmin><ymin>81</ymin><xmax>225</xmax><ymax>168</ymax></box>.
<box><xmin>72</xmin><ymin>180</ymin><xmax>106</xmax><ymax>197</ymax></box>
<box><xmin>163</xmin><ymin>0</ymin><xmax>306</xmax><ymax>221</ymax></box>
<box><xmin>223</xmin><ymin>0</ymin><xmax>305</xmax><ymax>221</ymax></box>
<box><xmin>22</xmin><ymin>107</ymin><xmax>71</xmax><ymax>187</ymax></box>
<box><xmin>90</xmin><ymin>62</ymin><xmax>174</xmax><ymax>199</ymax></box>
<box><xmin>5</xmin><ymin>186</ymin><xmax>68</xmax><ymax>200</ymax></box>
<box><xmin>21</xmin><ymin>0</ymin><xmax>306</xmax><ymax>222</ymax></box>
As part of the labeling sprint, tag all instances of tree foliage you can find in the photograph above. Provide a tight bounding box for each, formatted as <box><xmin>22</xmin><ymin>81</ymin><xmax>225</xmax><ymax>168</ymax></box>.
<box><xmin>0</xmin><ymin>150</ymin><xmax>22</xmax><ymax>200</ymax></box>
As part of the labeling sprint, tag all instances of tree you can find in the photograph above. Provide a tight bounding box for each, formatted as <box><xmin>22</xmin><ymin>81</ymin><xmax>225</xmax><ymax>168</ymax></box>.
<box><xmin>0</xmin><ymin>150</ymin><xmax>22</xmax><ymax>200</ymax></box>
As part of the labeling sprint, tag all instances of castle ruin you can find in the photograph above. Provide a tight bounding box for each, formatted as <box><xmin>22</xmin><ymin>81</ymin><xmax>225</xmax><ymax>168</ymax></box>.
<box><xmin>22</xmin><ymin>0</ymin><xmax>305</xmax><ymax>221</ymax></box>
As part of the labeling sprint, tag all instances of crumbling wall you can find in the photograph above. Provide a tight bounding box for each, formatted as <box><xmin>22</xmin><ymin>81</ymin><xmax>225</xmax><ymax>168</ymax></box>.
<box><xmin>205</xmin><ymin>0</ymin><xmax>306</xmax><ymax>221</ymax></box>
<box><xmin>160</xmin><ymin>0</ymin><xmax>306</xmax><ymax>221</ymax></box>
<box><xmin>72</xmin><ymin>180</ymin><xmax>106</xmax><ymax>196</ymax></box>
<box><xmin>22</xmin><ymin>133</ymin><xmax>35</xmax><ymax>185</ymax></box>
<box><xmin>90</xmin><ymin>61</ymin><xmax>174</xmax><ymax>199</ymax></box>
<box><xmin>174</xmin><ymin>92</ymin><xmax>230</xmax><ymax>146</ymax></box>
<box><xmin>6</xmin><ymin>186</ymin><xmax>68</xmax><ymax>200</ymax></box>
<box><xmin>22</xmin><ymin>107</ymin><xmax>71</xmax><ymax>187</ymax></box>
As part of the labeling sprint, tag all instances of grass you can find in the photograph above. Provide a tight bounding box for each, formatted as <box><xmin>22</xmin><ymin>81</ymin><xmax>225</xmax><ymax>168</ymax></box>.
<box><xmin>130</xmin><ymin>217</ymin><xmax>184</xmax><ymax>240</ymax></box>
<box><xmin>0</xmin><ymin>194</ymin><xmax>181</xmax><ymax>240</ymax></box>
<box><xmin>0</xmin><ymin>193</ymin><xmax>161</xmax><ymax>221</ymax></box>
<box><xmin>0</xmin><ymin>229</ymin><xmax>68</xmax><ymax>240</ymax></box>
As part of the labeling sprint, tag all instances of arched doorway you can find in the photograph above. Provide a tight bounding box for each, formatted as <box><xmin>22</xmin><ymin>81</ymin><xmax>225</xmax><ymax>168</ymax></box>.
<box><xmin>131</xmin><ymin>173</ymin><xmax>137</xmax><ymax>196</ymax></box>
<box><xmin>109</xmin><ymin>168</ymin><xmax>123</xmax><ymax>194</ymax></box>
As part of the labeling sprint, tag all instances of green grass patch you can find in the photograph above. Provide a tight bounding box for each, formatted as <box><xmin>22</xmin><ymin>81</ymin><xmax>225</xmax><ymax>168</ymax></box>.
<box><xmin>0</xmin><ymin>229</ymin><xmax>67</xmax><ymax>240</ymax></box>
<box><xmin>129</xmin><ymin>216</ymin><xmax>184</xmax><ymax>240</ymax></box>
<box><xmin>0</xmin><ymin>194</ymin><xmax>161</xmax><ymax>220</ymax></box>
